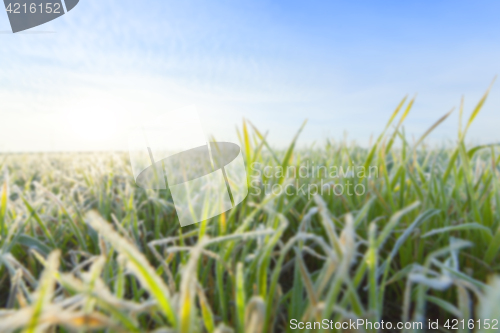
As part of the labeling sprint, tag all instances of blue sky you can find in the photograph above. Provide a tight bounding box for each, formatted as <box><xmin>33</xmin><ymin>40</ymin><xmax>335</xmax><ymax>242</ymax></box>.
<box><xmin>1</xmin><ymin>0</ymin><xmax>500</xmax><ymax>151</ymax></box>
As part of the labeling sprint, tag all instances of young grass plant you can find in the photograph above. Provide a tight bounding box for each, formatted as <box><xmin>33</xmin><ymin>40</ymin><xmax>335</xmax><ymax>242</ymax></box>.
<box><xmin>0</xmin><ymin>84</ymin><xmax>499</xmax><ymax>332</ymax></box>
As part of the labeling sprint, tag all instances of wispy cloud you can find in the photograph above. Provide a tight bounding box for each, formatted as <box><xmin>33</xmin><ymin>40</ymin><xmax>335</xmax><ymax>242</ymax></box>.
<box><xmin>1</xmin><ymin>0</ymin><xmax>500</xmax><ymax>151</ymax></box>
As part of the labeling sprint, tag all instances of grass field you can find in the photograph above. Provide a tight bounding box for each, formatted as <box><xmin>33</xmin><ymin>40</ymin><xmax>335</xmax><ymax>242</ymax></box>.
<box><xmin>1</xmin><ymin>90</ymin><xmax>500</xmax><ymax>332</ymax></box>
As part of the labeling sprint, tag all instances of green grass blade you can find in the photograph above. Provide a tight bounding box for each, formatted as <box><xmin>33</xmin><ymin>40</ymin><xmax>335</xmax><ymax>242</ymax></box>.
<box><xmin>86</xmin><ymin>211</ymin><xmax>178</xmax><ymax>328</ymax></box>
<box><xmin>0</xmin><ymin>177</ymin><xmax>8</xmax><ymax>238</ymax></box>
<box><xmin>23</xmin><ymin>250</ymin><xmax>60</xmax><ymax>333</ymax></box>
<box><xmin>414</xmin><ymin>108</ymin><xmax>454</xmax><ymax>149</ymax></box>
<box><xmin>235</xmin><ymin>262</ymin><xmax>246</xmax><ymax>333</ymax></box>
<box><xmin>462</xmin><ymin>78</ymin><xmax>496</xmax><ymax>138</ymax></box>
<box><xmin>484</xmin><ymin>225</ymin><xmax>500</xmax><ymax>264</ymax></box>
<box><xmin>422</xmin><ymin>223</ymin><xmax>492</xmax><ymax>239</ymax></box>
